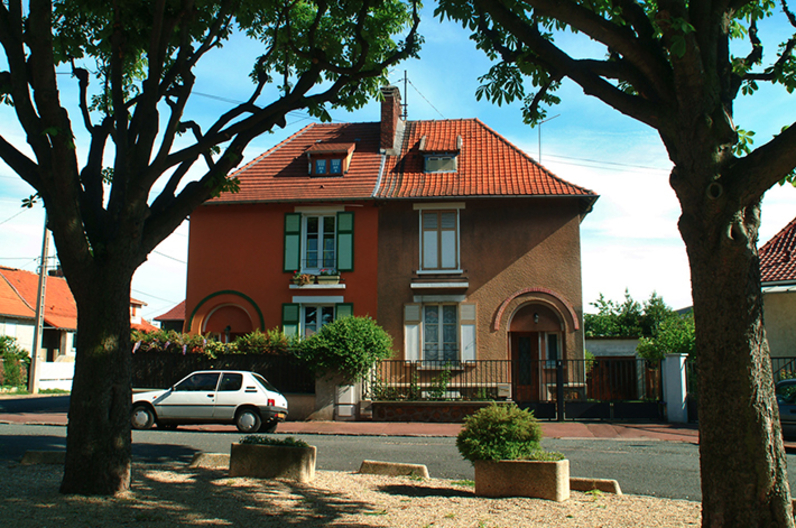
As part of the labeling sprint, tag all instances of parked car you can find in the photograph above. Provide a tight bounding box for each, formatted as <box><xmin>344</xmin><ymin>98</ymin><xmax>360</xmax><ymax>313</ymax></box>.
<box><xmin>131</xmin><ymin>370</ymin><xmax>288</xmax><ymax>433</ymax></box>
<box><xmin>776</xmin><ymin>379</ymin><xmax>796</xmax><ymax>438</ymax></box>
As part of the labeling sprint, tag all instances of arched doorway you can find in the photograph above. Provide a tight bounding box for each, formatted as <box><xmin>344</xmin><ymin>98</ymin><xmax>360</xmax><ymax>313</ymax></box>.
<box><xmin>509</xmin><ymin>303</ymin><xmax>565</xmax><ymax>402</ymax></box>
<box><xmin>202</xmin><ymin>304</ymin><xmax>254</xmax><ymax>343</ymax></box>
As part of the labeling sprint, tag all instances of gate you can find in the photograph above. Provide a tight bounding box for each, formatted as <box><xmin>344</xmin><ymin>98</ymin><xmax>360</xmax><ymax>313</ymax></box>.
<box><xmin>516</xmin><ymin>358</ymin><xmax>664</xmax><ymax>421</ymax></box>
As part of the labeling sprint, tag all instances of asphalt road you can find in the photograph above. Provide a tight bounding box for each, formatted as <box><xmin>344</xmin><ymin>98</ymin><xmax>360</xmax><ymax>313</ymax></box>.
<box><xmin>1</xmin><ymin>422</ymin><xmax>705</xmax><ymax>500</ymax></box>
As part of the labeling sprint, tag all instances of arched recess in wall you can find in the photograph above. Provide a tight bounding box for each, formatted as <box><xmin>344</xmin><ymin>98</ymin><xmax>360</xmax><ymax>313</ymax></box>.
<box><xmin>187</xmin><ymin>290</ymin><xmax>264</xmax><ymax>336</ymax></box>
<box><xmin>492</xmin><ymin>287</ymin><xmax>579</xmax><ymax>333</ymax></box>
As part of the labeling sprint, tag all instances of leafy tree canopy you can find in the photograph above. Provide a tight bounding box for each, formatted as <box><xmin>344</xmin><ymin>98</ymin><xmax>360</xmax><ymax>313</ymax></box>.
<box><xmin>585</xmin><ymin>290</ymin><xmax>675</xmax><ymax>338</ymax></box>
<box><xmin>637</xmin><ymin>311</ymin><xmax>696</xmax><ymax>360</ymax></box>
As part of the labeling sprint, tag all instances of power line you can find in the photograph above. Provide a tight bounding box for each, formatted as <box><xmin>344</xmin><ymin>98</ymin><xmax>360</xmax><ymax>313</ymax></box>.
<box><xmin>131</xmin><ymin>288</ymin><xmax>180</xmax><ymax>305</ymax></box>
<box><xmin>545</xmin><ymin>153</ymin><xmax>671</xmax><ymax>173</ymax></box>
<box><xmin>0</xmin><ymin>209</ymin><xmax>28</xmax><ymax>227</ymax></box>
<box><xmin>406</xmin><ymin>78</ymin><xmax>445</xmax><ymax>119</ymax></box>
<box><xmin>152</xmin><ymin>250</ymin><xmax>186</xmax><ymax>264</ymax></box>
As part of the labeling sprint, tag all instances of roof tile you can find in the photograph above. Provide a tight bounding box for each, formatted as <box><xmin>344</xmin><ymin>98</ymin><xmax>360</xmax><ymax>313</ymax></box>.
<box><xmin>760</xmin><ymin>216</ymin><xmax>796</xmax><ymax>283</ymax></box>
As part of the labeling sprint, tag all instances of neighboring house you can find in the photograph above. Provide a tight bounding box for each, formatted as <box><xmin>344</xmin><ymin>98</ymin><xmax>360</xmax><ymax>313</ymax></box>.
<box><xmin>184</xmin><ymin>86</ymin><xmax>598</xmax><ymax>406</ymax></box>
<box><xmin>154</xmin><ymin>300</ymin><xmax>185</xmax><ymax>332</ymax></box>
<box><xmin>0</xmin><ymin>266</ymin><xmax>77</xmax><ymax>362</ymax></box>
<box><xmin>131</xmin><ymin>298</ymin><xmax>159</xmax><ymax>333</ymax></box>
<box><xmin>760</xmin><ymin>216</ymin><xmax>796</xmax><ymax>358</ymax></box>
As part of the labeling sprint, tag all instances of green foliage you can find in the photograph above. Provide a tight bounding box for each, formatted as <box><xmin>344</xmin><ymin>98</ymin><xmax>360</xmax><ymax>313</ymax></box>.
<box><xmin>457</xmin><ymin>403</ymin><xmax>553</xmax><ymax>463</ymax></box>
<box><xmin>1</xmin><ymin>336</ymin><xmax>29</xmax><ymax>388</ymax></box>
<box><xmin>636</xmin><ymin>313</ymin><xmax>696</xmax><ymax>361</ymax></box>
<box><xmin>584</xmin><ymin>291</ymin><xmax>675</xmax><ymax>338</ymax></box>
<box><xmin>295</xmin><ymin>316</ymin><xmax>394</xmax><ymax>384</ymax></box>
<box><xmin>239</xmin><ymin>435</ymin><xmax>310</xmax><ymax>447</ymax></box>
<box><xmin>426</xmin><ymin>366</ymin><xmax>453</xmax><ymax>400</ymax></box>
<box><xmin>131</xmin><ymin>328</ymin><xmax>295</xmax><ymax>358</ymax></box>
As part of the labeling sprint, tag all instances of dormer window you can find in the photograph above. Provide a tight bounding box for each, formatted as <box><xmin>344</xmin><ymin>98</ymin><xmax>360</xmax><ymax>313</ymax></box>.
<box><xmin>425</xmin><ymin>155</ymin><xmax>457</xmax><ymax>173</ymax></box>
<box><xmin>419</xmin><ymin>134</ymin><xmax>462</xmax><ymax>173</ymax></box>
<box><xmin>306</xmin><ymin>142</ymin><xmax>356</xmax><ymax>177</ymax></box>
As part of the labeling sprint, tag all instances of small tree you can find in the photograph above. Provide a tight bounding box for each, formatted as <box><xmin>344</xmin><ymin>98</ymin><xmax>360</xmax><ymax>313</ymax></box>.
<box><xmin>585</xmin><ymin>291</ymin><xmax>675</xmax><ymax>338</ymax></box>
<box><xmin>637</xmin><ymin>313</ymin><xmax>696</xmax><ymax>362</ymax></box>
<box><xmin>0</xmin><ymin>336</ymin><xmax>29</xmax><ymax>388</ymax></box>
<box><xmin>296</xmin><ymin>316</ymin><xmax>393</xmax><ymax>384</ymax></box>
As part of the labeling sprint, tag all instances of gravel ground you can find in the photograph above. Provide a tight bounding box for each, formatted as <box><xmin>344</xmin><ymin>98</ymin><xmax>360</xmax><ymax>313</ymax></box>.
<box><xmin>1</xmin><ymin>461</ymin><xmax>701</xmax><ymax>527</ymax></box>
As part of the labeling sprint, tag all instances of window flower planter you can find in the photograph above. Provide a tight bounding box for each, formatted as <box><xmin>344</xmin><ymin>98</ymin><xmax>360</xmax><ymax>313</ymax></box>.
<box><xmin>315</xmin><ymin>275</ymin><xmax>340</xmax><ymax>285</ymax></box>
<box><xmin>229</xmin><ymin>443</ymin><xmax>317</xmax><ymax>482</ymax></box>
<box><xmin>474</xmin><ymin>459</ymin><xmax>570</xmax><ymax>502</ymax></box>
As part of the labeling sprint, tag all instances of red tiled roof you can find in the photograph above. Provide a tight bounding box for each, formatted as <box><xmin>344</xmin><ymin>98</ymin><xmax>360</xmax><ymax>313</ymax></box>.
<box><xmin>155</xmin><ymin>300</ymin><xmax>186</xmax><ymax>322</ymax></box>
<box><xmin>760</xmin><ymin>216</ymin><xmax>796</xmax><ymax>283</ymax></box>
<box><xmin>305</xmin><ymin>142</ymin><xmax>356</xmax><ymax>154</ymax></box>
<box><xmin>209</xmin><ymin>118</ymin><xmax>596</xmax><ymax>204</ymax></box>
<box><xmin>0</xmin><ymin>267</ymin><xmax>77</xmax><ymax>330</ymax></box>
<box><xmin>210</xmin><ymin>123</ymin><xmax>383</xmax><ymax>204</ymax></box>
<box><xmin>132</xmin><ymin>319</ymin><xmax>159</xmax><ymax>332</ymax></box>
<box><xmin>377</xmin><ymin>119</ymin><xmax>596</xmax><ymax>199</ymax></box>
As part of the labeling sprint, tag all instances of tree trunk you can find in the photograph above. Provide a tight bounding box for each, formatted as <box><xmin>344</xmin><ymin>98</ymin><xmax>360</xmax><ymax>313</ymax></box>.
<box><xmin>59</xmin><ymin>271</ymin><xmax>134</xmax><ymax>495</ymax></box>
<box><xmin>679</xmin><ymin>196</ymin><xmax>794</xmax><ymax>527</ymax></box>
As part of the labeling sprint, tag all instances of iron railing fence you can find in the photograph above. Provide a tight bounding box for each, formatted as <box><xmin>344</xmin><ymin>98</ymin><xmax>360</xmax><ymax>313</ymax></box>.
<box><xmin>363</xmin><ymin>358</ymin><xmax>662</xmax><ymax>403</ymax></box>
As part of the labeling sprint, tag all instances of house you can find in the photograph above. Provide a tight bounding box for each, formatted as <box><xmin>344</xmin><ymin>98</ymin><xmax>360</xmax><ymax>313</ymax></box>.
<box><xmin>0</xmin><ymin>265</ymin><xmax>77</xmax><ymax>362</ymax></box>
<box><xmin>184</xmin><ymin>86</ymin><xmax>598</xmax><ymax>412</ymax></box>
<box><xmin>154</xmin><ymin>300</ymin><xmax>185</xmax><ymax>332</ymax></box>
<box><xmin>0</xmin><ymin>265</ymin><xmax>159</xmax><ymax>390</ymax></box>
<box><xmin>760</xmin><ymin>216</ymin><xmax>796</xmax><ymax>359</ymax></box>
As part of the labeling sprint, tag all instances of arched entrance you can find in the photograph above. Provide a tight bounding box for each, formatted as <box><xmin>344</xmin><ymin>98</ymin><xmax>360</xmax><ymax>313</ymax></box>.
<box><xmin>509</xmin><ymin>303</ymin><xmax>565</xmax><ymax>403</ymax></box>
<box><xmin>203</xmin><ymin>304</ymin><xmax>254</xmax><ymax>343</ymax></box>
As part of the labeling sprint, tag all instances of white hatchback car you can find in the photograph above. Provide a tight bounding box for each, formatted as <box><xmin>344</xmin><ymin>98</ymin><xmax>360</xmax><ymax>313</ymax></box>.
<box><xmin>131</xmin><ymin>370</ymin><xmax>288</xmax><ymax>433</ymax></box>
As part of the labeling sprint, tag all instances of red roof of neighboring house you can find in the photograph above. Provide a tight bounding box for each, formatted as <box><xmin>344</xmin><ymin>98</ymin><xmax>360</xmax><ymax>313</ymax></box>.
<box><xmin>378</xmin><ymin>119</ymin><xmax>595</xmax><ymax>199</ymax></box>
<box><xmin>155</xmin><ymin>300</ymin><xmax>186</xmax><ymax>322</ymax></box>
<box><xmin>210</xmin><ymin>117</ymin><xmax>596</xmax><ymax>204</ymax></box>
<box><xmin>132</xmin><ymin>319</ymin><xmax>159</xmax><ymax>332</ymax></box>
<box><xmin>0</xmin><ymin>267</ymin><xmax>77</xmax><ymax>330</ymax></box>
<box><xmin>760</xmin><ymin>216</ymin><xmax>796</xmax><ymax>283</ymax></box>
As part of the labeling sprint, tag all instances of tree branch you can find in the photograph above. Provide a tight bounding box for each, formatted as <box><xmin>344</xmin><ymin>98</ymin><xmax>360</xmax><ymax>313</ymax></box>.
<box><xmin>728</xmin><ymin>122</ymin><xmax>796</xmax><ymax>201</ymax></box>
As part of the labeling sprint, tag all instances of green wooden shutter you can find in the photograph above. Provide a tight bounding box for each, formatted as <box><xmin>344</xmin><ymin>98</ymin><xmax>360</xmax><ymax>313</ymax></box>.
<box><xmin>282</xmin><ymin>303</ymin><xmax>300</xmax><ymax>337</ymax></box>
<box><xmin>283</xmin><ymin>213</ymin><xmax>302</xmax><ymax>272</ymax></box>
<box><xmin>336</xmin><ymin>211</ymin><xmax>354</xmax><ymax>272</ymax></box>
<box><xmin>335</xmin><ymin>303</ymin><xmax>353</xmax><ymax>319</ymax></box>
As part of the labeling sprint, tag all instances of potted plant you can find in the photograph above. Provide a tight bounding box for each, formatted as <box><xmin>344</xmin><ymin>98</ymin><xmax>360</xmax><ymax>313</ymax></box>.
<box><xmin>229</xmin><ymin>435</ymin><xmax>316</xmax><ymax>482</ymax></box>
<box><xmin>316</xmin><ymin>268</ymin><xmax>340</xmax><ymax>285</ymax></box>
<box><xmin>291</xmin><ymin>270</ymin><xmax>314</xmax><ymax>286</ymax></box>
<box><xmin>456</xmin><ymin>403</ymin><xmax>569</xmax><ymax>501</ymax></box>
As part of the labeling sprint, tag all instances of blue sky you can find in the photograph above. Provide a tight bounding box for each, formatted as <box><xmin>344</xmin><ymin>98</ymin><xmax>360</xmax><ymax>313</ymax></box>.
<box><xmin>0</xmin><ymin>6</ymin><xmax>794</xmax><ymax>321</ymax></box>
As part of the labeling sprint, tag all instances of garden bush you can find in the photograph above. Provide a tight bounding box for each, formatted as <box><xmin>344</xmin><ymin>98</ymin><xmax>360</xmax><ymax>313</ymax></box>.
<box><xmin>456</xmin><ymin>403</ymin><xmax>563</xmax><ymax>463</ymax></box>
<box><xmin>131</xmin><ymin>328</ymin><xmax>294</xmax><ymax>357</ymax></box>
<box><xmin>1</xmin><ymin>336</ymin><xmax>29</xmax><ymax>388</ymax></box>
<box><xmin>295</xmin><ymin>316</ymin><xmax>393</xmax><ymax>384</ymax></box>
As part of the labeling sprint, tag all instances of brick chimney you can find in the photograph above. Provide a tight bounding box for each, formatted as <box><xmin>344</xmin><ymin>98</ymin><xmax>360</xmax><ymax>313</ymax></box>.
<box><xmin>380</xmin><ymin>85</ymin><xmax>402</xmax><ymax>150</ymax></box>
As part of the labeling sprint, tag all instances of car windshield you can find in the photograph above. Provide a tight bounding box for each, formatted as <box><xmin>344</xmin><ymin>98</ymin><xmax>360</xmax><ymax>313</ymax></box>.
<box><xmin>777</xmin><ymin>382</ymin><xmax>796</xmax><ymax>404</ymax></box>
<box><xmin>252</xmin><ymin>372</ymin><xmax>279</xmax><ymax>392</ymax></box>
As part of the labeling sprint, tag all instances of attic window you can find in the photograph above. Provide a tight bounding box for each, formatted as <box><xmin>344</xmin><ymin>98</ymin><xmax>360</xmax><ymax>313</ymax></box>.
<box><xmin>425</xmin><ymin>155</ymin><xmax>457</xmax><ymax>173</ymax></box>
<box><xmin>306</xmin><ymin>142</ymin><xmax>356</xmax><ymax>177</ymax></box>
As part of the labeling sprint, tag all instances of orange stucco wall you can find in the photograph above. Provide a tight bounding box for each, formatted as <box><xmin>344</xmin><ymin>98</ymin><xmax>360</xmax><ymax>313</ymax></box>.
<box><xmin>185</xmin><ymin>202</ymin><xmax>380</xmax><ymax>335</ymax></box>
<box><xmin>377</xmin><ymin>197</ymin><xmax>587</xmax><ymax>361</ymax></box>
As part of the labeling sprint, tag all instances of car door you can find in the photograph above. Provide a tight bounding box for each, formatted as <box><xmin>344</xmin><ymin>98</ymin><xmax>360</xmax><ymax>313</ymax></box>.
<box><xmin>154</xmin><ymin>372</ymin><xmax>220</xmax><ymax>419</ymax></box>
<box><xmin>213</xmin><ymin>372</ymin><xmax>245</xmax><ymax>420</ymax></box>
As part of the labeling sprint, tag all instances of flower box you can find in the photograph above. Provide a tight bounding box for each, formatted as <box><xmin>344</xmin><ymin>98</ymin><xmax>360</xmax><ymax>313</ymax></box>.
<box><xmin>474</xmin><ymin>459</ymin><xmax>570</xmax><ymax>501</ymax></box>
<box><xmin>229</xmin><ymin>443</ymin><xmax>316</xmax><ymax>482</ymax></box>
<box><xmin>316</xmin><ymin>275</ymin><xmax>340</xmax><ymax>285</ymax></box>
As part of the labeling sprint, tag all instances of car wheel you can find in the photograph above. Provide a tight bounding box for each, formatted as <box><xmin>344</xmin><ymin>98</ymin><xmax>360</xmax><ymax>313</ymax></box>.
<box><xmin>235</xmin><ymin>408</ymin><xmax>262</xmax><ymax>433</ymax></box>
<box><xmin>131</xmin><ymin>405</ymin><xmax>155</xmax><ymax>430</ymax></box>
<box><xmin>260</xmin><ymin>420</ymin><xmax>278</xmax><ymax>434</ymax></box>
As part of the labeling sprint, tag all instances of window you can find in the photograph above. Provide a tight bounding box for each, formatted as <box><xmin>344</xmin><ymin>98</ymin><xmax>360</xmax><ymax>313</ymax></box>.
<box><xmin>218</xmin><ymin>373</ymin><xmax>243</xmax><ymax>392</ymax></box>
<box><xmin>304</xmin><ymin>215</ymin><xmax>336</xmax><ymax>271</ymax></box>
<box><xmin>425</xmin><ymin>155</ymin><xmax>457</xmax><ymax>173</ymax></box>
<box><xmin>545</xmin><ymin>333</ymin><xmax>560</xmax><ymax>369</ymax></box>
<box><xmin>329</xmin><ymin>158</ymin><xmax>342</xmax><ymax>174</ymax></box>
<box><xmin>315</xmin><ymin>159</ymin><xmax>327</xmax><ymax>174</ymax></box>
<box><xmin>421</xmin><ymin>210</ymin><xmax>459</xmax><ymax>270</ymax></box>
<box><xmin>302</xmin><ymin>305</ymin><xmax>335</xmax><ymax>337</ymax></box>
<box><xmin>174</xmin><ymin>373</ymin><xmax>220</xmax><ymax>392</ymax></box>
<box><xmin>283</xmin><ymin>211</ymin><xmax>354</xmax><ymax>273</ymax></box>
<box><xmin>423</xmin><ymin>305</ymin><xmax>458</xmax><ymax>362</ymax></box>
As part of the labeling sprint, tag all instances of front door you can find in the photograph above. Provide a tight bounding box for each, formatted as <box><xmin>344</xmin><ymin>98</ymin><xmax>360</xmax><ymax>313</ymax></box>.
<box><xmin>511</xmin><ymin>332</ymin><xmax>539</xmax><ymax>401</ymax></box>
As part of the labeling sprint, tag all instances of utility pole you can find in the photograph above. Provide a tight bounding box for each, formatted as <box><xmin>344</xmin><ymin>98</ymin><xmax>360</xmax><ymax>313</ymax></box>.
<box><xmin>28</xmin><ymin>215</ymin><xmax>49</xmax><ymax>394</ymax></box>
<box><xmin>402</xmin><ymin>70</ymin><xmax>408</xmax><ymax>120</ymax></box>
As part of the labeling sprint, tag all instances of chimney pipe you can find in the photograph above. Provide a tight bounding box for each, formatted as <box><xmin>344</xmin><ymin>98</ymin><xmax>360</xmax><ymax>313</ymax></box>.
<box><xmin>380</xmin><ymin>85</ymin><xmax>402</xmax><ymax>150</ymax></box>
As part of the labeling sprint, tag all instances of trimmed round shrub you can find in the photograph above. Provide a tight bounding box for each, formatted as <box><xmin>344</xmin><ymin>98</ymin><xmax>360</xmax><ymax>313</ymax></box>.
<box><xmin>295</xmin><ymin>316</ymin><xmax>393</xmax><ymax>384</ymax></box>
<box><xmin>456</xmin><ymin>403</ymin><xmax>547</xmax><ymax>463</ymax></box>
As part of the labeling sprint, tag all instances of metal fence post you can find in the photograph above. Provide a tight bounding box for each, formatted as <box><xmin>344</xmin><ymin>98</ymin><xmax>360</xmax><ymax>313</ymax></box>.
<box><xmin>556</xmin><ymin>359</ymin><xmax>565</xmax><ymax>421</ymax></box>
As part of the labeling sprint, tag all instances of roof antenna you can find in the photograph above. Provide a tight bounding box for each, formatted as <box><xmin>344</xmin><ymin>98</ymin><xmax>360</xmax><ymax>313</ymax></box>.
<box><xmin>402</xmin><ymin>70</ymin><xmax>408</xmax><ymax>121</ymax></box>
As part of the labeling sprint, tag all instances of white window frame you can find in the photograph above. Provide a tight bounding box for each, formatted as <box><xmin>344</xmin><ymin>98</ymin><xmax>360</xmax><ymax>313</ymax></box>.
<box><xmin>300</xmin><ymin>304</ymin><xmax>336</xmax><ymax>337</ymax></box>
<box><xmin>414</xmin><ymin>203</ymin><xmax>464</xmax><ymax>273</ymax></box>
<box><xmin>424</xmin><ymin>155</ymin><xmax>457</xmax><ymax>173</ymax></box>
<box><xmin>422</xmin><ymin>304</ymin><xmax>459</xmax><ymax>363</ymax></box>
<box><xmin>301</xmin><ymin>214</ymin><xmax>336</xmax><ymax>274</ymax></box>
